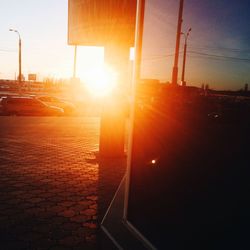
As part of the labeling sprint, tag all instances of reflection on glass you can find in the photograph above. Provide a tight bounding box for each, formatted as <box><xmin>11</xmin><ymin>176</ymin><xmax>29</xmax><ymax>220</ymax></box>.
<box><xmin>126</xmin><ymin>0</ymin><xmax>250</xmax><ymax>249</ymax></box>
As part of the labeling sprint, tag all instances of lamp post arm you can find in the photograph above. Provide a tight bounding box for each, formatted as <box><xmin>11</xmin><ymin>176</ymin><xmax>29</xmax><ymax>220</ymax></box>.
<box><xmin>16</xmin><ymin>30</ymin><xmax>21</xmax><ymax>40</ymax></box>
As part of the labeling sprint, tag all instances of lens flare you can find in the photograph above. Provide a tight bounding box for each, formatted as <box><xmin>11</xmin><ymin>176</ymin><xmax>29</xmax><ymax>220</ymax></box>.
<box><xmin>84</xmin><ymin>65</ymin><xmax>117</xmax><ymax>97</ymax></box>
<box><xmin>151</xmin><ymin>159</ymin><xmax>156</xmax><ymax>164</ymax></box>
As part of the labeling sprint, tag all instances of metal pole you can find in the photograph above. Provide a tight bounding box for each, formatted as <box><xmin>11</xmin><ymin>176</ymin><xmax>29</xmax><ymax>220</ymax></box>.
<box><xmin>181</xmin><ymin>28</ymin><xmax>191</xmax><ymax>86</ymax></box>
<box><xmin>134</xmin><ymin>0</ymin><xmax>145</xmax><ymax>82</ymax></box>
<box><xmin>171</xmin><ymin>0</ymin><xmax>184</xmax><ymax>85</ymax></box>
<box><xmin>19</xmin><ymin>37</ymin><xmax>22</xmax><ymax>84</ymax></box>
<box><xmin>9</xmin><ymin>29</ymin><xmax>22</xmax><ymax>88</ymax></box>
<box><xmin>123</xmin><ymin>0</ymin><xmax>145</xmax><ymax>220</ymax></box>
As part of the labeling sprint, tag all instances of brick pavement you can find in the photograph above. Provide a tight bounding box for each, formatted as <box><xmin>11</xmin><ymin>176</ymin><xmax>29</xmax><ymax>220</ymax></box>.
<box><xmin>0</xmin><ymin>117</ymin><xmax>126</xmax><ymax>250</ymax></box>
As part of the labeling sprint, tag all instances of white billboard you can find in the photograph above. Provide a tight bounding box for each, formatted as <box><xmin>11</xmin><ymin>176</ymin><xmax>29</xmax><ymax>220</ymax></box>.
<box><xmin>68</xmin><ymin>0</ymin><xmax>136</xmax><ymax>46</ymax></box>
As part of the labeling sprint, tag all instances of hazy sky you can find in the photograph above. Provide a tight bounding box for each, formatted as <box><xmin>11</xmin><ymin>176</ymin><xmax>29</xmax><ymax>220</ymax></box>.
<box><xmin>0</xmin><ymin>0</ymin><xmax>103</xmax><ymax>82</ymax></box>
<box><xmin>0</xmin><ymin>0</ymin><xmax>250</xmax><ymax>90</ymax></box>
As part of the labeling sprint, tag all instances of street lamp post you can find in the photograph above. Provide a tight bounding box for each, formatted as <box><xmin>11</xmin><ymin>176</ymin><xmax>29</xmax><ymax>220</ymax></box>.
<box><xmin>181</xmin><ymin>28</ymin><xmax>191</xmax><ymax>86</ymax></box>
<box><xmin>9</xmin><ymin>29</ymin><xmax>22</xmax><ymax>85</ymax></box>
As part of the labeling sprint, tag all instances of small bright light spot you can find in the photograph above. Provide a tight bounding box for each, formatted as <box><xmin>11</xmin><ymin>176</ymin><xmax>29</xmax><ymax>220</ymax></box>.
<box><xmin>84</xmin><ymin>64</ymin><xmax>117</xmax><ymax>97</ymax></box>
<box><xmin>151</xmin><ymin>159</ymin><xmax>156</xmax><ymax>164</ymax></box>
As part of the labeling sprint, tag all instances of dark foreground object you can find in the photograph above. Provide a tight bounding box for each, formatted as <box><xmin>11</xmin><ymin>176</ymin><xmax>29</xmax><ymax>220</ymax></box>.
<box><xmin>127</xmin><ymin>88</ymin><xmax>250</xmax><ymax>249</ymax></box>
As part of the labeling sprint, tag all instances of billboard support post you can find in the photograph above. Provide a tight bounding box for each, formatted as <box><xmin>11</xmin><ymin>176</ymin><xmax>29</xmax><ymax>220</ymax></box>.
<box><xmin>99</xmin><ymin>45</ymin><xmax>130</xmax><ymax>158</ymax></box>
<box><xmin>68</xmin><ymin>0</ymin><xmax>137</xmax><ymax>158</ymax></box>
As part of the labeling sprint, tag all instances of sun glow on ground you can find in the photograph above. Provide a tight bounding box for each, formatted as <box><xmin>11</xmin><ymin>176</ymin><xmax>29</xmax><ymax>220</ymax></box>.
<box><xmin>83</xmin><ymin>64</ymin><xmax>118</xmax><ymax>97</ymax></box>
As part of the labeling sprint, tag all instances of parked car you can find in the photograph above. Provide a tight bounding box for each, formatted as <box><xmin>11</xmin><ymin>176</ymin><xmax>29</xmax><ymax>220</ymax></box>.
<box><xmin>36</xmin><ymin>96</ymin><xmax>76</xmax><ymax>115</ymax></box>
<box><xmin>1</xmin><ymin>96</ymin><xmax>64</xmax><ymax>116</ymax></box>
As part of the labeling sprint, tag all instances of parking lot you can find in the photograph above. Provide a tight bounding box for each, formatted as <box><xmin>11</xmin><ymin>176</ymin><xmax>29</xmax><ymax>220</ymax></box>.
<box><xmin>0</xmin><ymin>116</ymin><xmax>126</xmax><ymax>249</ymax></box>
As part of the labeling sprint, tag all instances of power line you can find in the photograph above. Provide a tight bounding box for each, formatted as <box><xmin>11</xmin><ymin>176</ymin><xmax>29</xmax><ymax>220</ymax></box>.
<box><xmin>133</xmin><ymin>50</ymin><xmax>250</xmax><ymax>65</ymax></box>
<box><xmin>188</xmin><ymin>51</ymin><xmax>250</xmax><ymax>62</ymax></box>
<box><xmin>142</xmin><ymin>53</ymin><xmax>178</xmax><ymax>60</ymax></box>
<box><xmin>188</xmin><ymin>43</ymin><xmax>250</xmax><ymax>53</ymax></box>
<box><xmin>188</xmin><ymin>55</ymin><xmax>250</xmax><ymax>65</ymax></box>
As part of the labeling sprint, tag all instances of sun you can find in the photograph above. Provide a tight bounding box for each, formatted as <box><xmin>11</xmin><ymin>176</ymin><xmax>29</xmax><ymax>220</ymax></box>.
<box><xmin>83</xmin><ymin>64</ymin><xmax>118</xmax><ymax>97</ymax></box>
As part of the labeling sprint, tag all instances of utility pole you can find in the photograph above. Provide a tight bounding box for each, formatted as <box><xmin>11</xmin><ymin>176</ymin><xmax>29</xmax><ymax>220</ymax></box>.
<box><xmin>171</xmin><ymin>0</ymin><xmax>184</xmax><ymax>85</ymax></box>
<box><xmin>181</xmin><ymin>28</ymin><xmax>191</xmax><ymax>86</ymax></box>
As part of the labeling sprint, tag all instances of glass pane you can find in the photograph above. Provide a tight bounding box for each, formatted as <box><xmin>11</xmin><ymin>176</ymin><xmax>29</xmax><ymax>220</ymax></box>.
<box><xmin>127</xmin><ymin>1</ymin><xmax>250</xmax><ymax>249</ymax></box>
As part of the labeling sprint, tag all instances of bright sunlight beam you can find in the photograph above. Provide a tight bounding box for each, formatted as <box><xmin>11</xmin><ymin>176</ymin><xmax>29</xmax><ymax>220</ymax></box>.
<box><xmin>84</xmin><ymin>64</ymin><xmax>118</xmax><ymax>97</ymax></box>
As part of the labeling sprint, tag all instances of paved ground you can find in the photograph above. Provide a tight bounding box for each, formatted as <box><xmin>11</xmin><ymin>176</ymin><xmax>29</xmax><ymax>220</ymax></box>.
<box><xmin>0</xmin><ymin>116</ymin><xmax>126</xmax><ymax>250</ymax></box>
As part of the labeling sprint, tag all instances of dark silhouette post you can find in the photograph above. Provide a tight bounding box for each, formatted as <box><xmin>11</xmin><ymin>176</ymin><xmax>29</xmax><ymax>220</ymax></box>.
<box><xmin>99</xmin><ymin>45</ymin><xmax>130</xmax><ymax>158</ymax></box>
<box><xmin>181</xmin><ymin>28</ymin><xmax>191</xmax><ymax>86</ymax></box>
<box><xmin>9</xmin><ymin>29</ymin><xmax>22</xmax><ymax>86</ymax></box>
<box><xmin>171</xmin><ymin>0</ymin><xmax>184</xmax><ymax>85</ymax></box>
